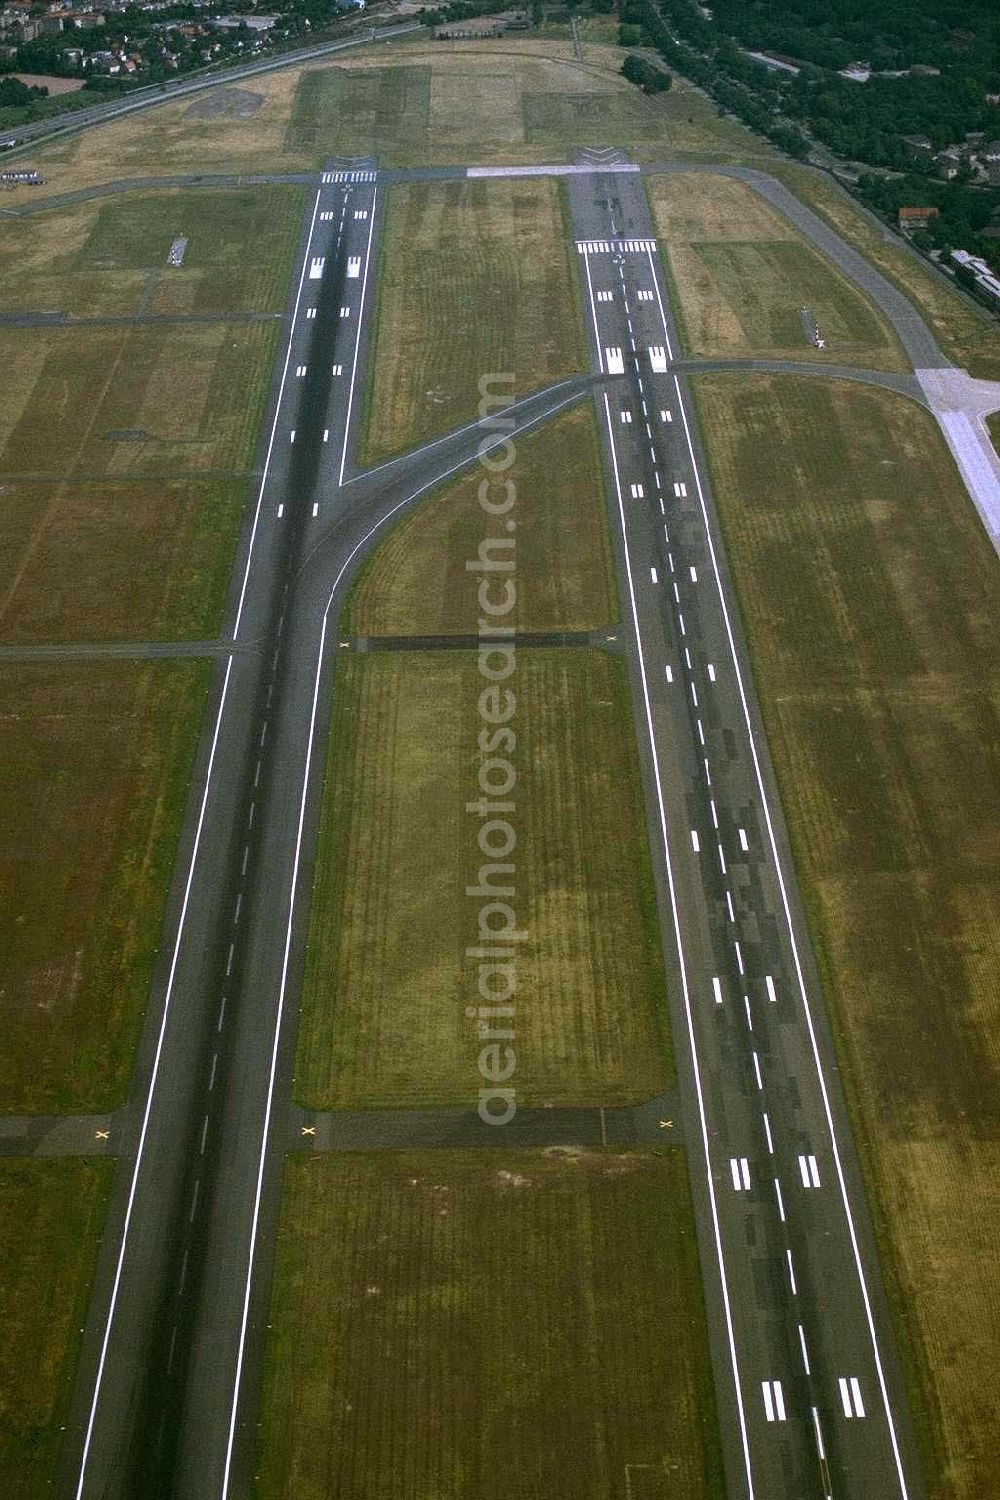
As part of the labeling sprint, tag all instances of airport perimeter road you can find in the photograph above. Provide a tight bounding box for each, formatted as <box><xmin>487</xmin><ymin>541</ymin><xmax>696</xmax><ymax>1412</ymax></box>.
<box><xmin>2</xmin><ymin>24</ymin><xmax>420</xmax><ymax>154</ymax></box>
<box><xmin>59</xmin><ymin>157</ymin><xmax>591</xmax><ymax>1500</ymax></box>
<box><xmin>566</xmin><ymin>173</ymin><xmax>926</xmax><ymax>1500</ymax></box>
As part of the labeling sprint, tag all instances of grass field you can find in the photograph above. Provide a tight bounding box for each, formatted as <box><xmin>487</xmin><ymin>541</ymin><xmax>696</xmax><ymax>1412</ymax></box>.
<box><xmin>297</xmin><ymin>650</ymin><xmax>670</xmax><ymax>1109</ymax></box>
<box><xmin>0</xmin><ymin>660</ymin><xmax>210</xmax><ymax>1113</ymax></box>
<box><xmin>348</xmin><ymin>403</ymin><xmax>618</xmax><ymax>636</ymax></box>
<box><xmin>360</xmin><ymin>178</ymin><xmax>586</xmax><ymax>464</ymax></box>
<box><xmin>0</xmin><ymin>1159</ymin><xmax>112</xmax><ymax>1498</ymax></box>
<box><xmin>256</xmin><ymin>1148</ymin><xmax>724</xmax><ymax>1500</ymax></box>
<box><xmin>0</xmin><ymin>187</ymin><xmax>304</xmax><ymax>318</ymax></box>
<box><xmin>776</xmin><ymin>168</ymin><xmax>1000</xmax><ymax>380</ymax></box>
<box><xmin>648</xmin><ymin>174</ymin><xmax>908</xmax><ymax>371</ymax></box>
<box><xmin>0</xmin><ymin>476</ymin><xmax>247</xmax><ymax>643</ymax></box>
<box><xmin>21</xmin><ymin>39</ymin><xmax>779</xmax><ymax>196</ymax></box>
<box><xmin>0</xmin><ymin>321</ymin><xmax>276</xmax><ymax>479</ymax></box>
<box><xmin>694</xmin><ymin>371</ymin><xmax>1000</xmax><ymax>1500</ymax></box>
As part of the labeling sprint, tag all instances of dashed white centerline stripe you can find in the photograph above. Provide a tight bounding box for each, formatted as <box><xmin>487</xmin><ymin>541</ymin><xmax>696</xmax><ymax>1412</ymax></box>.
<box><xmin>598</xmin><ymin>390</ymin><xmax>756</xmax><ymax>1497</ymax></box>
<box><xmin>763</xmin><ymin>1111</ymin><xmax>773</xmax><ymax>1153</ymax></box>
<box><xmin>786</xmin><ymin>1248</ymin><xmax>798</xmax><ymax>1295</ymax></box>
<box><xmin>799</xmin><ymin>1324</ymin><xmax>811</xmax><ymax>1375</ymax></box>
<box><xmin>752</xmin><ymin>1051</ymin><xmax>763</xmax><ymax>1089</ymax></box>
<box><xmin>774</xmin><ymin>1176</ymin><xmax>786</xmax><ymax>1222</ymax></box>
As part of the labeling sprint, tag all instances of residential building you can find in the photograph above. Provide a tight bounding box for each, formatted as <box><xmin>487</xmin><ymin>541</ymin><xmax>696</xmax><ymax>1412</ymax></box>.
<box><xmin>897</xmin><ymin>206</ymin><xmax>939</xmax><ymax>231</ymax></box>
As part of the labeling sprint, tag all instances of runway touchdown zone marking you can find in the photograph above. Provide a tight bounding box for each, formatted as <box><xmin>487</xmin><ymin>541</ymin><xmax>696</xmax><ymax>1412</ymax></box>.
<box><xmin>762</xmin><ymin>1381</ymin><xmax>787</xmax><ymax>1422</ymax></box>
<box><xmin>839</xmin><ymin>1377</ymin><xmax>866</xmax><ymax>1419</ymax></box>
<box><xmin>729</xmin><ymin>1157</ymin><xmax>751</xmax><ymax>1191</ymax></box>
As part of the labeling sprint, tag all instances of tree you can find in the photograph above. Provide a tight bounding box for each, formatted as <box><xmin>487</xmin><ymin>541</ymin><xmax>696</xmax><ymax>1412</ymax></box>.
<box><xmin>622</xmin><ymin>55</ymin><xmax>671</xmax><ymax>92</ymax></box>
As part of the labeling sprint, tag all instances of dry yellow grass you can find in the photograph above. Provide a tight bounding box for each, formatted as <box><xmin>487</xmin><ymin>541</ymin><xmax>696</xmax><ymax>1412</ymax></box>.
<box><xmin>777</xmin><ymin>167</ymin><xmax>1000</xmax><ymax>379</ymax></box>
<box><xmin>297</xmin><ymin>650</ymin><xmax>670</xmax><ymax>1109</ymax></box>
<box><xmin>648</xmin><ymin>173</ymin><xmax>908</xmax><ymax>371</ymax></box>
<box><xmin>21</xmin><ymin>38</ymin><xmax>778</xmax><ymax>197</ymax></box>
<box><xmin>360</xmin><ymin>178</ymin><xmax>585</xmax><ymax>463</ymax></box>
<box><xmin>695</xmin><ymin>370</ymin><xmax>1000</xmax><ymax>1500</ymax></box>
<box><xmin>256</xmin><ymin>1149</ymin><xmax>725</xmax><ymax>1500</ymax></box>
<box><xmin>349</xmin><ymin>403</ymin><xmax>617</xmax><ymax>635</ymax></box>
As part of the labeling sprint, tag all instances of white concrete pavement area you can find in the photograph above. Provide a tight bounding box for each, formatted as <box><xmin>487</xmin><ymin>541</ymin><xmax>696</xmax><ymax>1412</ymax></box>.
<box><xmin>916</xmin><ymin>367</ymin><xmax>1000</xmax><ymax>553</ymax></box>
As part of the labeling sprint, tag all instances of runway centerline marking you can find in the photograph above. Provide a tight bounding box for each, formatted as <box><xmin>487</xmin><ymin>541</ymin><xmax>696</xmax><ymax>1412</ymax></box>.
<box><xmin>598</xmin><ymin>391</ymin><xmax>756</xmax><ymax>1496</ymax></box>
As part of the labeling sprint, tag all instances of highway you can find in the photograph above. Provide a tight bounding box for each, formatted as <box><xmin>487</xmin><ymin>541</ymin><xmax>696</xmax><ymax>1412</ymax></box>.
<box><xmin>566</xmin><ymin>171</ymin><xmax>925</xmax><ymax>1499</ymax></box>
<box><xmin>57</xmin><ymin>159</ymin><xmax>592</xmax><ymax>1500</ymax></box>
<box><xmin>41</xmin><ymin>148</ymin><xmax>962</xmax><ymax>1500</ymax></box>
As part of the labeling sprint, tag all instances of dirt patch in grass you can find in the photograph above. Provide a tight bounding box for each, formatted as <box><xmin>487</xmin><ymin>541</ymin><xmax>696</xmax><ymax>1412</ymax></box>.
<box><xmin>20</xmin><ymin>38</ymin><xmax>782</xmax><ymax>197</ymax></box>
<box><xmin>185</xmin><ymin>86</ymin><xmax>264</xmax><ymax>119</ymax></box>
<box><xmin>648</xmin><ymin>173</ymin><xmax>907</xmax><ymax>371</ymax></box>
<box><xmin>0</xmin><ymin>660</ymin><xmax>210</xmax><ymax>1113</ymax></box>
<box><xmin>297</xmin><ymin>649</ymin><xmax>671</xmax><ymax>1109</ymax></box>
<box><xmin>256</xmin><ymin>1148</ymin><xmax>724</xmax><ymax>1500</ymax></box>
<box><xmin>694</xmin><ymin>370</ymin><xmax>1000</xmax><ymax>1500</ymax></box>
<box><xmin>0</xmin><ymin>321</ymin><xmax>277</xmax><ymax>478</ymax></box>
<box><xmin>349</xmin><ymin>403</ymin><xmax>617</xmax><ymax>636</ymax></box>
<box><xmin>776</xmin><ymin>168</ymin><xmax>1000</xmax><ymax>379</ymax></box>
<box><xmin>0</xmin><ymin>1159</ymin><xmax>112</xmax><ymax>1498</ymax></box>
<box><xmin>0</xmin><ymin>476</ymin><xmax>246</xmax><ymax>643</ymax></box>
<box><xmin>360</xmin><ymin>178</ymin><xmax>585</xmax><ymax>465</ymax></box>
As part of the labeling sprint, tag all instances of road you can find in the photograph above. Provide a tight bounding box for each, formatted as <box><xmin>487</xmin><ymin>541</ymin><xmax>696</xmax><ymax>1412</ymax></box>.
<box><xmin>566</xmin><ymin>171</ymin><xmax>924</xmax><ymax>1499</ymax></box>
<box><xmin>2</xmin><ymin>24</ymin><xmax>420</xmax><ymax>155</ymax></box>
<box><xmin>47</xmin><ymin>153</ymin><xmax>948</xmax><ymax>1500</ymax></box>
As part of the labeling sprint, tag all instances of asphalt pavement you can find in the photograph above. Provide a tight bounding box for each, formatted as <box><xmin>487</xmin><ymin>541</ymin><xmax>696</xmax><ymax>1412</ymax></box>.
<box><xmin>56</xmin><ymin>161</ymin><xmax>594</xmax><ymax>1500</ymax></box>
<box><xmin>565</xmin><ymin>170</ymin><xmax>925</xmax><ymax>1500</ymax></box>
<box><xmin>43</xmin><ymin>150</ymin><xmax>960</xmax><ymax>1500</ymax></box>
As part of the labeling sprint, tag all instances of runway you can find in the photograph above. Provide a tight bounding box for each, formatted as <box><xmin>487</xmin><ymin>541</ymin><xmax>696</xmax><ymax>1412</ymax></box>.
<box><xmin>56</xmin><ymin>160</ymin><xmax>593</xmax><ymax>1500</ymax></box>
<box><xmin>565</xmin><ymin>171</ymin><xmax>925</xmax><ymax>1499</ymax></box>
<box><xmin>50</xmin><ymin>158</ymin><xmax>936</xmax><ymax>1500</ymax></box>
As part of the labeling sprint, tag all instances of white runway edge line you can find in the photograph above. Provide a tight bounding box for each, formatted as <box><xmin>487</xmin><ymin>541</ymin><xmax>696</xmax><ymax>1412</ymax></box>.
<box><xmin>646</xmin><ymin>242</ymin><xmax>913</xmax><ymax>1499</ymax></box>
<box><xmin>218</xmin><ymin>385</ymin><xmax>585</xmax><ymax>1500</ymax></box>
<box><xmin>72</xmin><ymin>187</ymin><xmax>324</xmax><ymax>1500</ymax></box>
<box><xmin>601</xmin><ymin>392</ymin><xmax>756</xmax><ymax>1498</ymax></box>
<box><xmin>338</xmin><ymin>184</ymin><xmax>378</xmax><ymax>486</ymax></box>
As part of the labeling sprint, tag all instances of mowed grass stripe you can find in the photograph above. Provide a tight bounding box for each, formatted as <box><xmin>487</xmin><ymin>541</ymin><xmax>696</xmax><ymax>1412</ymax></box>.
<box><xmin>359</xmin><ymin>179</ymin><xmax>586</xmax><ymax>467</ymax></box>
<box><xmin>255</xmin><ymin>1149</ymin><xmax>725</xmax><ymax>1500</ymax></box>
<box><xmin>0</xmin><ymin>1159</ymin><xmax>112</xmax><ymax>1499</ymax></box>
<box><xmin>348</xmin><ymin>402</ymin><xmax>618</xmax><ymax>636</ymax></box>
<box><xmin>695</xmin><ymin>371</ymin><xmax>1000</xmax><ymax>1500</ymax></box>
<box><xmin>297</xmin><ymin>650</ymin><xmax>671</xmax><ymax>1109</ymax></box>
<box><xmin>0</xmin><ymin>660</ymin><xmax>211</xmax><ymax>1113</ymax></box>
